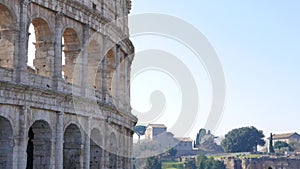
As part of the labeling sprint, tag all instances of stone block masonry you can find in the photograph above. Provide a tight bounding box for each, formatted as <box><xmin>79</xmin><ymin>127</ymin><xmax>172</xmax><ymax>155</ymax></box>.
<box><xmin>0</xmin><ymin>0</ymin><xmax>137</xmax><ymax>168</ymax></box>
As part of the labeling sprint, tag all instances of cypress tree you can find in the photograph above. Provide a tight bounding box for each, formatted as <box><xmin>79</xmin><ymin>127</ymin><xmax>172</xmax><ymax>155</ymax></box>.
<box><xmin>269</xmin><ymin>133</ymin><xmax>275</xmax><ymax>153</ymax></box>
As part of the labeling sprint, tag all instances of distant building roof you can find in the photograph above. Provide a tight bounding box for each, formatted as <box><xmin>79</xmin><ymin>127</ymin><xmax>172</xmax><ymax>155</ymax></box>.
<box><xmin>176</xmin><ymin>137</ymin><xmax>193</xmax><ymax>142</ymax></box>
<box><xmin>271</xmin><ymin>132</ymin><xmax>300</xmax><ymax>140</ymax></box>
<box><xmin>147</xmin><ymin>124</ymin><xmax>167</xmax><ymax>128</ymax></box>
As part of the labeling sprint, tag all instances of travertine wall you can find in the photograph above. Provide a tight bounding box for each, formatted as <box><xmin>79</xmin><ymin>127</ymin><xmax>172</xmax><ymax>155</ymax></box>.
<box><xmin>0</xmin><ymin>0</ymin><xmax>137</xmax><ymax>168</ymax></box>
<box><xmin>223</xmin><ymin>156</ymin><xmax>300</xmax><ymax>169</ymax></box>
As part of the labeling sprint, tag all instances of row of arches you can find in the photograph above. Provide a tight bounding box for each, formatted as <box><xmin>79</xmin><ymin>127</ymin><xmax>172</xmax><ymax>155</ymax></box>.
<box><xmin>0</xmin><ymin>116</ymin><xmax>124</xmax><ymax>169</ymax></box>
<box><xmin>0</xmin><ymin>3</ymin><xmax>129</xmax><ymax>97</ymax></box>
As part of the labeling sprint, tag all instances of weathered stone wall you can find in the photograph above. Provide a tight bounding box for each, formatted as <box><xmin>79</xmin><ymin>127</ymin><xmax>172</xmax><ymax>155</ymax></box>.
<box><xmin>0</xmin><ymin>0</ymin><xmax>136</xmax><ymax>169</ymax></box>
<box><xmin>223</xmin><ymin>156</ymin><xmax>300</xmax><ymax>169</ymax></box>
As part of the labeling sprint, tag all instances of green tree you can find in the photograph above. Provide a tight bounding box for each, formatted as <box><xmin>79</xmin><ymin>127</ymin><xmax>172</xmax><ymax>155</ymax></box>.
<box><xmin>184</xmin><ymin>160</ymin><xmax>197</xmax><ymax>169</ymax></box>
<box><xmin>197</xmin><ymin>154</ymin><xmax>208</xmax><ymax>169</ymax></box>
<box><xmin>134</xmin><ymin>125</ymin><xmax>146</xmax><ymax>143</ymax></box>
<box><xmin>212</xmin><ymin>160</ymin><xmax>226</xmax><ymax>169</ymax></box>
<box><xmin>269</xmin><ymin>133</ymin><xmax>275</xmax><ymax>153</ymax></box>
<box><xmin>274</xmin><ymin>141</ymin><xmax>294</xmax><ymax>151</ymax></box>
<box><xmin>221</xmin><ymin>126</ymin><xmax>265</xmax><ymax>153</ymax></box>
<box><xmin>145</xmin><ymin>156</ymin><xmax>162</xmax><ymax>169</ymax></box>
<box><xmin>197</xmin><ymin>154</ymin><xmax>226</xmax><ymax>169</ymax></box>
<box><xmin>168</xmin><ymin>148</ymin><xmax>177</xmax><ymax>157</ymax></box>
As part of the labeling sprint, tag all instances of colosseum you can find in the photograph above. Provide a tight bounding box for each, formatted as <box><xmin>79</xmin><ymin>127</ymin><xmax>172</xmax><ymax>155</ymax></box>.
<box><xmin>0</xmin><ymin>0</ymin><xmax>137</xmax><ymax>168</ymax></box>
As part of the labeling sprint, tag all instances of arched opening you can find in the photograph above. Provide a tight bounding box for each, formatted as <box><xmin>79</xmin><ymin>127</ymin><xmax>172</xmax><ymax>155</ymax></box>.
<box><xmin>106</xmin><ymin>49</ymin><xmax>115</xmax><ymax>96</ymax></box>
<box><xmin>109</xmin><ymin>133</ymin><xmax>117</xmax><ymax>169</ymax></box>
<box><xmin>0</xmin><ymin>4</ymin><xmax>15</xmax><ymax>69</ymax></box>
<box><xmin>26</xmin><ymin>120</ymin><xmax>52</xmax><ymax>169</ymax></box>
<box><xmin>62</xmin><ymin>28</ymin><xmax>80</xmax><ymax>84</ymax></box>
<box><xmin>27</xmin><ymin>24</ymin><xmax>36</xmax><ymax>73</ymax></box>
<box><xmin>87</xmin><ymin>40</ymin><xmax>102</xmax><ymax>90</ymax></box>
<box><xmin>63</xmin><ymin>124</ymin><xmax>82</xmax><ymax>169</ymax></box>
<box><xmin>28</xmin><ymin>18</ymin><xmax>53</xmax><ymax>77</ymax></box>
<box><xmin>268</xmin><ymin>167</ymin><xmax>273</xmax><ymax>169</ymax></box>
<box><xmin>90</xmin><ymin>129</ymin><xmax>102</xmax><ymax>169</ymax></box>
<box><xmin>0</xmin><ymin>116</ymin><xmax>13</xmax><ymax>168</ymax></box>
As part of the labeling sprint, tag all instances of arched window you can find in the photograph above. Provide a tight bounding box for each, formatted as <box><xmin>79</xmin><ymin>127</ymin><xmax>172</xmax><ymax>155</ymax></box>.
<box><xmin>0</xmin><ymin>4</ymin><xmax>15</xmax><ymax>69</ymax></box>
<box><xmin>27</xmin><ymin>18</ymin><xmax>53</xmax><ymax>77</ymax></box>
<box><xmin>62</xmin><ymin>28</ymin><xmax>81</xmax><ymax>84</ymax></box>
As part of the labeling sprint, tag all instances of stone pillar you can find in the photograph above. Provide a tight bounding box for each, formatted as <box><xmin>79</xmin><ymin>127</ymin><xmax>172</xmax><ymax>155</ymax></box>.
<box><xmin>124</xmin><ymin>55</ymin><xmax>128</xmax><ymax>109</ymax></box>
<box><xmin>102</xmin><ymin>36</ymin><xmax>108</xmax><ymax>103</ymax></box>
<box><xmin>84</xmin><ymin>117</ymin><xmax>91</xmax><ymax>169</ymax></box>
<box><xmin>53</xmin><ymin>12</ymin><xmax>63</xmax><ymax>90</ymax></box>
<box><xmin>115</xmin><ymin>45</ymin><xmax>120</xmax><ymax>106</ymax></box>
<box><xmin>128</xmin><ymin>131</ymin><xmax>133</xmax><ymax>169</ymax></box>
<box><xmin>55</xmin><ymin>111</ymin><xmax>64</xmax><ymax>169</ymax></box>
<box><xmin>17</xmin><ymin>106</ymin><xmax>28</xmax><ymax>169</ymax></box>
<box><xmin>126</xmin><ymin>58</ymin><xmax>132</xmax><ymax>112</ymax></box>
<box><xmin>16</xmin><ymin>0</ymin><xmax>30</xmax><ymax>83</ymax></box>
<box><xmin>81</xmin><ymin>24</ymin><xmax>89</xmax><ymax>96</ymax></box>
<box><xmin>103</xmin><ymin>123</ymin><xmax>110</xmax><ymax>168</ymax></box>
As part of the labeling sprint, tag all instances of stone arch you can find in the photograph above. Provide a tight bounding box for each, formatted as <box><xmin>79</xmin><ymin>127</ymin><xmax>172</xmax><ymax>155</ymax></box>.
<box><xmin>263</xmin><ymin>161</ymin><xmax>275</xmax><ymax>169</ymax></box>
<box><xmin>62</xmin><ymin>27</ymin><xmax>81</xmax><ymax>84</ymax></box>
<box><xmin>26</xmin><ymin>120</ymin><xmax>52</xmax><ymax>169</ymax></box>
<box><xmin>0</xmin><ymin>116</ymin><xmax>13</xmax><ymax>168</ymax></box>
<box><xmin>87</xmin><ymin>40</ymin><xmax>102</xmax><ymax>90</ymax></box>
<box><xmin>0</xmin><ymin>3</ymin><xmax>16</xmax><ymax>69</ymax></box>
<box><xmin>106</xmin><ymin>49</ymin><xmax>116</xmax><ymax>96</ymax></box>
<box><xmin>109</xmin><ymin>132</ymin><xmax>117</xmax><ymax>169</ymax></box>
<box><xmin>90</xmin><ymin>128</ymin><xmax>103</xmax><ymax>169</ymax></box>
<box><xmin>27</xmin><ymin>17</ymin><xmax>53</xmax><ymax>77</ymax></box>
<box><xmin>63</xmin><ymin>123</ymin><xmax>82</xmax><ymax>169</ymax></box>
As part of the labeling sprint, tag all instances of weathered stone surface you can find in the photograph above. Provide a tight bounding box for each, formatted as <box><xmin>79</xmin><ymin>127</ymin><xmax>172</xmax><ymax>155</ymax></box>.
<box><xmin>0</xmin><ymin>0</ymin><xmax>136</xmax><ymax>168</ymax></box>
<box><xmin>223</xmin><ymin>156</ymin><xmax>300</xmax><ymax>169</ymax></box>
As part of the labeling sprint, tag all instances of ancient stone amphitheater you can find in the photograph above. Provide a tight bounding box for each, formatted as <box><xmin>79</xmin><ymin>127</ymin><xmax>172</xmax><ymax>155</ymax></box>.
<box><xmin>0</xmin><ymin>0</ymin><xmax>137</xmax><ymax>168</ymax></box>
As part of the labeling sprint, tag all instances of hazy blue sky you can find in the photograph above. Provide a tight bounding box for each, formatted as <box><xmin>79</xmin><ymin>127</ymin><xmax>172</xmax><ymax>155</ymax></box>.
<box><xmin>129</xmin><ymin>1</ymin><xmax>300</xmax><ymax>138</ymax></box>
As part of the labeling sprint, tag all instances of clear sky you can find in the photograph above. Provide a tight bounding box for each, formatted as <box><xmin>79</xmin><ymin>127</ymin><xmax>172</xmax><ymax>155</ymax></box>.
<box><xmin>129</xmin><ymin>1</ymin><xmax>300</xmax><ymax>139</ymax></box>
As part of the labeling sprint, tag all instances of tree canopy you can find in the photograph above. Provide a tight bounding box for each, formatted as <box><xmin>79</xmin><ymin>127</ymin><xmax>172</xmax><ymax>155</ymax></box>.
<box><xmin>145</xmin><ymin>156</ymin><xmax>162</xmax><ymax>169</ymax></box>
<box><xmin>197</xmin><ymin>154</ymin><xmax>226</xmax><ymax>169</ymax></box>
<box><xmin>221</xmin><ymin>126</ymin><xmax>265</xmax><ymax>153</ymax></box>
<box><xmin>274</xmin><ymin>141</ymin><xmax>294</xmax><ymax>151</ymax></box>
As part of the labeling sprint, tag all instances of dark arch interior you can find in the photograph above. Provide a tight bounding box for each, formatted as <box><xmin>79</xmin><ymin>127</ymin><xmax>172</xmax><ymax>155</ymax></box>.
<box><xmin>0</xmin><ymin>116</ymin><xmax>13</xmax><ymax>168</ymax></box>
<box><xmin>63</xmin><ymin>124</ymin><xmax>82</xmax><ymax>169</ymax></box>
<box><xmin>26</xmin><ymin>120</ymin><xmax>52</xmax><ymax>169</ymax></box>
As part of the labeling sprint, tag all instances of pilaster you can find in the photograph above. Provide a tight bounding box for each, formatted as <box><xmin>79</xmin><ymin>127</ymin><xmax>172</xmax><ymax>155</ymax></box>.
<box><xmin>17</xmin><ymin>105</ymin><xmax>28</xmax><ymax>169</ymax></box>
<box><xmin>53</xmin><ymin>12</ymin><xmax>63</xmax><ymax>90</ymax></box>
<box><xmin>16</xmin><ymin>0</ymin><xmax>30</xmax><ymax>83</ymax></box>
<box><xmin>55</xmin><ymin>111</ymin><xmax>64</xmax><ymax>169</ymax></box>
